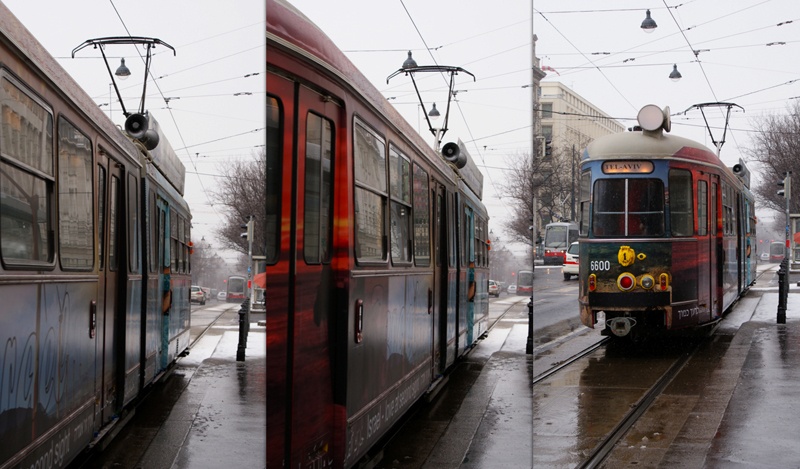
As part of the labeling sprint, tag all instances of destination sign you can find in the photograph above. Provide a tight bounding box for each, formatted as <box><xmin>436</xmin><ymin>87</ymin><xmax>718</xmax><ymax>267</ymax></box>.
<box><xmin>602</xmin><ymin>161</ymin><xmax>654</xmax><ymax>174</ymax></box>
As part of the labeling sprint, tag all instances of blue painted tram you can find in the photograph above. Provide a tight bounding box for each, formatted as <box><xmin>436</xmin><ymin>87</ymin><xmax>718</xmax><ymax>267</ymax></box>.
<box><xmin>267</xmin><ymin>0</ymin><xmax>491</xmax><ymax>467</ymax></box>
<box><xmin>0</xmin><ymin>4</ymin><xmax>191</xmax><ymax>468</ymax></box>
<box><xmin>578</xmin><ymin>105</ymin><xmax>756</xmax><ymax>340</ymax></box>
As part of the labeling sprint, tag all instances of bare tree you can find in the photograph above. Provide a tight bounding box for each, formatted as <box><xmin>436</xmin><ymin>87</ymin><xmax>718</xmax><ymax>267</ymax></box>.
<box><xmin>747</xmin><ymin>101</ymin><xmax>800</xmax><ymax>215</ymax></box>
<box><xmin>211</xmin><ymin>150</ymin><xmax>266</xmax><ymax>256</ymax></box>
<box><xmin>497</xmin><ymin>147</ymin><xmax>576</xmax><ymax>247</ymax></box>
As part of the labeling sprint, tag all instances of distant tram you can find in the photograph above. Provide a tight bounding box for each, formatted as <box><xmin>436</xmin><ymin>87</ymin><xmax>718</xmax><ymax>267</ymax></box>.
<box><xmin>267</xmin><ymin>0</ymin><xmax>491</xmax><ymax>467</ymax></box>
<box><xmin>517</xmin><ymin>270</ymin><xmax>534</xmax><ymax>295</ymax></box>
<box><xmin>226</xmin><ymin>275</ymin><xmax>247</xmax><ymax>303</ymax></box>
<box><xmin>542</xmin><ymin>221</ymin><xmax>578</xmax><ymax>265</ymax></box>
<box><xmin>578</xmin><ymin>105</ymin><xmax>756</xmax><ymax>340</ymax></box>
<box><xmin>769</xmin><ymin>241</ymin><xmax>785</xmax><ymax>262</ymax></box>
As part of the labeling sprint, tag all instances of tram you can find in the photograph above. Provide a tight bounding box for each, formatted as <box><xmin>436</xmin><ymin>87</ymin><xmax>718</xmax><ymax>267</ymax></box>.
<box><xmin>226</xmin><ymin>274</ymin><xmax>247</xmax><ymax>303</ymax></box>
<box><xmin>0</xmin><ymin>4</ymin><xmax>191</xmax><ymax>469</ymax></box>
<box><xmin>578</xmin><ymin>104</ymin><xmax>756</xmax><ymax>340</ymax></box>
<box><xmin>769</xmin><ymin>241</ymin><xmax>785</xmax><ymax>262</ymax></box>
<box><xmin>517</xmin><ymin>270</ymin><xmax>534</xmax><ymax>295</ymax></box>
<box><xmin>267</xmin><ymin>0</ymin><xmax>491</xmax><ymax>468</ymax></box>
<box><xmin>542</xmin><ymin>221</ymin><xmax>578</xmax><ymax>265</ymax></box>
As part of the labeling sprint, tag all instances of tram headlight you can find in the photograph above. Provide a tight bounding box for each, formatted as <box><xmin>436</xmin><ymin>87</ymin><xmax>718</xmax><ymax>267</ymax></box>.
<box><xmin>641</xmin><ymin>275</ymin><xmax>655</xmax><ymax>289</ymax></box>
<box><xmin>617</xmin><ymin>273</ymin><xmax>636</xmax><ymax>291</ymax></box>
<box><xmin>659</xmin><ymin>273</ymin><xmax>669</xmax><ymax>290</ymax></box>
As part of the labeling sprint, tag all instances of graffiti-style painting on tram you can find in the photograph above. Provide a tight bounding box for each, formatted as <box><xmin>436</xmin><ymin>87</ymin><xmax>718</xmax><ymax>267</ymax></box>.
<box><xmin>578</xmin><ymin>104</ymin><xmax>755</xmax><ymax>340</ymax></box>
<box><xmin>267</xmin><ymin>0</ymin><xmax>492</xmax><ymax>468</ymax></box>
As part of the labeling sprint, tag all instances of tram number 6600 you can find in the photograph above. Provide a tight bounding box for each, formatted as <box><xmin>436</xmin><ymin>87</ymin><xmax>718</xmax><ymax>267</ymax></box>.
<box><xmin>590</xmin><ymin>260</ymin><xmax>611</xmax><ymax>271</ymax></box>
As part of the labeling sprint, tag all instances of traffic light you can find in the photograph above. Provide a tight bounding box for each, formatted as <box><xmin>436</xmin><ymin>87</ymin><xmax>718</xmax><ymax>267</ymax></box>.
<box><xmin>241</xmin><ymin>218</ymin><xmax>254</xmax><ymax>240</ymax></box>
<box><xmin>778</xmin><ymin>172</ymin><xmax>791</xmax><ymax>199</ymax></box>
<box><xmin>542</xmin><ymin>139</ymin><xmax>552</xmax><ymax>158</ymax></box>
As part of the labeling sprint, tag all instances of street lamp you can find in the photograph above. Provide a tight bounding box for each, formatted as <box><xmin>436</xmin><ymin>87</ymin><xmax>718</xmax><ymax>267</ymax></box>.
<box><xmin>115</xmin><ymin>58</ymin><xmax>131</xmax><ymax>80</ymax></box>
<box><xmin>429</xmin><ymin>103</ymin><xmax>441</xmax><ymax>151</ymax></box>
<box><xmin>641</xmin><ymin>9</ymin><xmax>657</xmax><ymax>33</ymax></box>
<box><xmin>669</xmin><ymin>64</ymin><xmax>682</xmax><ymax>82</ymax></box>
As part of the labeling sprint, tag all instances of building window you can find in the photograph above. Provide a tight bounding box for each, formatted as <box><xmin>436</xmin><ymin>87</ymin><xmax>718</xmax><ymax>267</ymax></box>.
<box><xmin>542</xmin><ymin>125</ymin><xmax>553</xmax><ymax>140</ymax></box>
<box><xmin>541</xmin><ymin>103</ymin><xmax>552</xmax><ymax>119</ymax></box>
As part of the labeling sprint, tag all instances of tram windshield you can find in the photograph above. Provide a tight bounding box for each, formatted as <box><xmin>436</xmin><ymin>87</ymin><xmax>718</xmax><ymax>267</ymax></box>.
<box><xmin>544</xmin><ymin>226</ymin><xmax>567</xmax><ymax>248</ymax></box>
<box><xmin>517</xmin><ymin>270</ymin><xmax>533</xmax><ymax>289</ymax></box>
<box><xmin>592</xmin><ymin>178</ymin><xmax>664</xmax><ymax>237</ymax></box>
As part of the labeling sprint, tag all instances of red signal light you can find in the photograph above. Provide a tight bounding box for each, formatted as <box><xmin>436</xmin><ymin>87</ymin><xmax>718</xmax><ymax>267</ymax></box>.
<box><xmin>617</xmin><ymin>273</ymin><xmax>636</xmax><ymax>291</ymax></box>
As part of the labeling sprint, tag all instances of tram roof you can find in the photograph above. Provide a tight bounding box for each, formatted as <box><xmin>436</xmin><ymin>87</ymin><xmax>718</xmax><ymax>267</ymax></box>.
<box><xmin>267</xmin><ymin>0</ymin><xmax>477</xmax><ymax>190</ymax></box>
<box><xmin>583</xmin><ymin>130</ymin><xmax>721</xmax><ymax>167</ymax></box>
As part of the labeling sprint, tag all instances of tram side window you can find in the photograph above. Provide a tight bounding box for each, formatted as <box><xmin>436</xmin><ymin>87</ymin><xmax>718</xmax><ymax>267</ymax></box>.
<box><xmin>388</xmin><ymin>146</ymin><xmax>411</xmax><ymax>264</ymax></box>
<box><xmin>304</xmin><ymin>112</ymin><xmax>334</xmax><ymax>265</ymax></box>
<box><xmin>170</xmin><ymin>211</ymin><xmax>177</xmax><ymax>271</ymax></box>
<box><xmin>697</xmin><ymin>180</ymin><xmax>708</xmax><ymax>236</ymax></box>
<box><xmin>149</xmin><ymin>190</ymin><xmax>156</xmax><ymax>273</ymax></box>
<box><xmin>266</xmin><ymin>95</ymin><xmax>281</xmax><ymax>266</ymax></box>
<box><xmin>98</xmin><ymin>166</ymin><xmax>107</xmax><ymax>270</ymax></box>
<box><xmin>0</xmin><ymin>76</ymin><xmax>54</xmax><ymax>265</ymax></box>
<box><xmin>177</xmin><ymin>214</ymin><xmax>185</xmax><ymax>273</ymax></box>
<box><xmin>669</xmin><ymin>169</ymin><xmax>694</xmax><ymax>237</ymax></box>
<box><xmin>579</xmin><ymin>171</ymin><xmax>591</xmax><ymax>236</ymax></box>
<box><xmin>353</xmin><ymin>120</ymin><xmax>386</xmax><ymax>262</ymax></box>
<box><xmin>448</xmin><ymin>192</ymin><xmax>455</xmax><ymax>267</ymax></box>
<box><xmin>57</xmin><ymin>118</ymin><xmax>93</xmax><ymax>270</ymax></box>
<box><xmin>185</xmin><ymin>218</ymin><xmax>191</xmax><ymax>273</ymax></box>
<box><xmin>413</xmin><ymin>164</ymin><xmax>430</xmax><ymax>266</ymax></box>
<box><xmin>711</xmin><ymin>183</ymin><xmax>717</xmax><ymax>236</ymax></box>
<box><xmin>109</xmin><ymin>176</ymin><xmax>119</xmax><ymax>271</ymax></box>
<box><xmin>127</xmin><ymin>173</ymin><xmax>139</xmax><ymax>273</ymax></box>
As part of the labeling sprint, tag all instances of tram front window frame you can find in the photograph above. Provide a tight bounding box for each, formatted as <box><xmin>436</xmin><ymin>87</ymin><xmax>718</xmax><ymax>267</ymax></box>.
<box><xmin>592</xmin><ymin>177</ymin><xmax>665</xmax><ymax>238</ymax></box>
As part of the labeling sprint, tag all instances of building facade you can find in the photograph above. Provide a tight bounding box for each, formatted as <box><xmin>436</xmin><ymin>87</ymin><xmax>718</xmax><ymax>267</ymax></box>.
<box><xmin>539</xmin><ymin>81</ymin><xmax>626</xmax><ymax>150</ymax></box>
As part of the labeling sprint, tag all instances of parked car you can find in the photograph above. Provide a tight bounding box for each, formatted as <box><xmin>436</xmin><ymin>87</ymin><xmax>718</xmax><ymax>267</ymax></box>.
<box><xmin>191</xmin><ymin>285</ymin><xmax>205</xmax><ymax>305</ymax></box>
<box><xmin>218</xmin><ymin>291</ymin><xmax>227</xmax><ymax>301</ymax></box>
<box><xmin>508</xmin><ymin>284</ymin><xmax>517</xmax><ymax>295</ymax></box>
<box><xmin>760</xmin><ymin>252</ymin><xmax>769</xmax><ymax>262</ymax></box>
<box><xmin>488</xmin><ymin>280</ymin><xmax>499</xmax><ymax>297</ymax></box>
<box><xmin>498</xmin><ymin>281</ymin><xmax>507</xmax><ymax>293</ymax></box>
<box><xmin>563</xmin><ymin>242</ymin><xmax>579</xmax><ymax>280</ymax></box>
<box><xmin>201</xmin><ymin>287</ymin><xmax>211</xmax><ymax>301</ymax></box>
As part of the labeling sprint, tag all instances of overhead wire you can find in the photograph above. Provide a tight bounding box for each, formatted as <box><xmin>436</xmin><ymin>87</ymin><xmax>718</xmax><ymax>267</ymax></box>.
<box><xmin>108</xmin><ymin>0</ymin><xmax>246</xmax><ymax>224</ymax></box>
<box><xmin>398</xmin><ymin>0</ymin><xmax>518</xmax><ymax>218</ymax></box>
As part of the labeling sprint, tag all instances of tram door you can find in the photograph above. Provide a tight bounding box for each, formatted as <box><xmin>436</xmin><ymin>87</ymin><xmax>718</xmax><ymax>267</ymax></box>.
<box><xmin>155</xmin><ymin>199</ymin><xmax>170</xmax><ymax>371</ymax></box>
<box><xmin>432</xmin><ymin>182</ymin><xmax>447</xmax><ymax>377</ymax></box>
<box><xmin>271</xmin><ymin>81</ymin><xmax>341</xmax><ymax>466</ymax></box>
<box><xmin>96</xmin><ymin>152</ymin><xmax>124</xmax><ymax>425</ymax></box>
<box><xmin>709</xmin><ymin>177</ymin><xmax>720</xmax><ymax>318</ymax></box>
<box><xmin>696</xmin><ymin>174</ymin><xmax>711</xmax><ymax>323</ymax></box>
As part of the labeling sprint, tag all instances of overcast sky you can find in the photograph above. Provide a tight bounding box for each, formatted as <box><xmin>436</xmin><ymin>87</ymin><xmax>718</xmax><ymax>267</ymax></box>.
<box><xmin>285</xmin><ymin>0</ymin><xmax>800</xmax><ymax>252</ymax></box>
<box><xmin>11</xmin><ymin>0</ymin><xmax>795</xmax><ymax>258</ymax></box>
<box><xmin>3</xmin><ymin>0</ymin><xmax>265</xmax><ymax>263</ymax></box>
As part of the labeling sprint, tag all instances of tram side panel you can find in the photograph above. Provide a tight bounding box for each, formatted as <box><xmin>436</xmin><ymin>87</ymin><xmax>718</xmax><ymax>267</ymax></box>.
<box><xmin>266</xmin><ymin>72</ymin><xmax>293</xmax><ymax>467</ymax></box>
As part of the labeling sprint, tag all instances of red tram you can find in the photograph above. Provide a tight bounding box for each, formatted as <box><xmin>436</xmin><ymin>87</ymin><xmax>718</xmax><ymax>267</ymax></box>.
<box><xmin>0</xmin><ymin>4</ymin><xmax>191</xmax><ymax>469</ymax></box>
<box><xmin>267</xmin><ymin>0</ymin><xmax>491</xmax><ymax>467</ymax></box>
<box><xmin>578</xmin><ymin>105</ymin><xmax>756</xmax><ymax>340</ymax></box>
